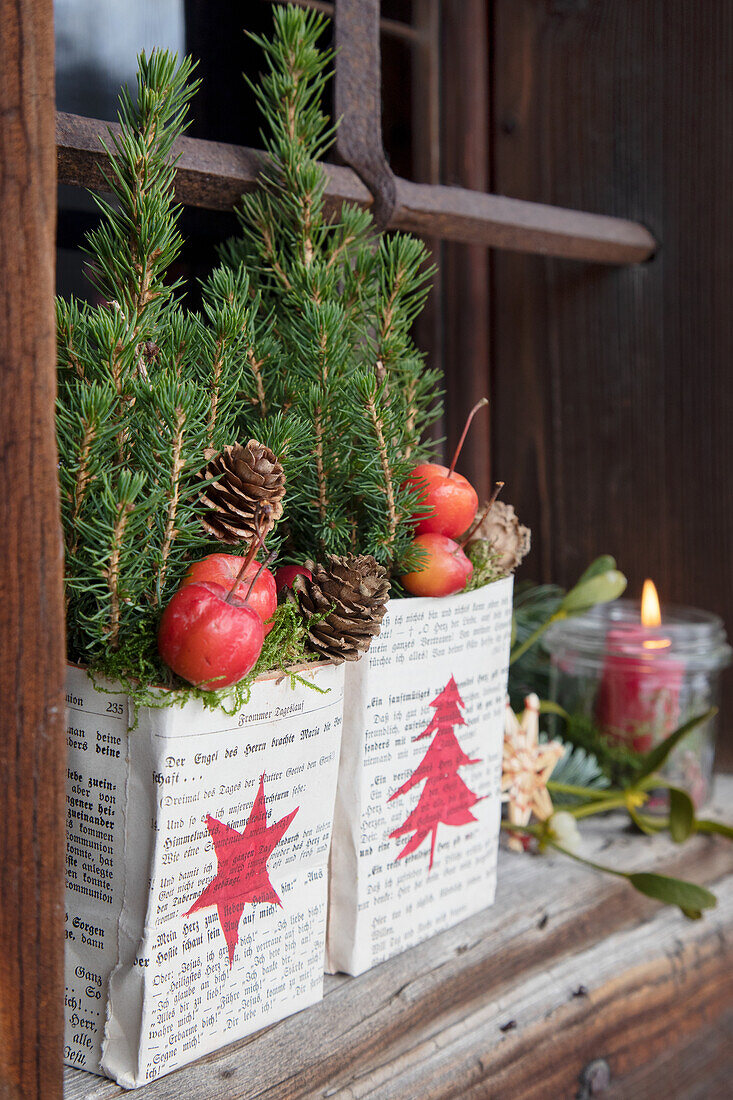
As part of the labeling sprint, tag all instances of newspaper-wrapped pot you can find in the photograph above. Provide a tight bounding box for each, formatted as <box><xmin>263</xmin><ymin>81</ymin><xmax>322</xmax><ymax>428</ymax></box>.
<box><xmin>64</xmin><ymin>661</ymin><xmax>343</xmax><ymax>1087</ymax></box>
<box><xmin>326</xmin><ymin>576</ymin><xmax>513</xmax><ymax>976</ymax></box>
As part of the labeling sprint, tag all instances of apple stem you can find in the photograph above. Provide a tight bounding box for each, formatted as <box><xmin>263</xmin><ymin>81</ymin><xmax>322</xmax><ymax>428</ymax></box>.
<box><xmin>447</xmin><ymin>398</ymin><xmax>489</xmax><ymax>478</ymax></box>
<box><xmin>242</xmin><ymin>550</ymin><xmax>278</xmax><ymax>604</ymax></box>
<box><xmin>224</xmin><ymin>504</ymin><xmax>271</xmax><ymax>605</ymax></box>
<box><xmin>459</xmin><ymin>481</ymin><xmax>504</xmax><ymax>548</ymax></box>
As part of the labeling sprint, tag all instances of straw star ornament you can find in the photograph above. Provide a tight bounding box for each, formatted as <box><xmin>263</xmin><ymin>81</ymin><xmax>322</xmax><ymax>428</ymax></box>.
<box><xmin>502</xmin><ymin>693</ymin><xmax>564</xmax><ymax>851</ymax></box>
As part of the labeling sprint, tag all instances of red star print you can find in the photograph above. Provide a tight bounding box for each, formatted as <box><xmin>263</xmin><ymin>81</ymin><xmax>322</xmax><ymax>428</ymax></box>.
<box><xmin>186</xmin><ymin>773</ymin><xmax>298</xmax><ymax>966</ymax></box>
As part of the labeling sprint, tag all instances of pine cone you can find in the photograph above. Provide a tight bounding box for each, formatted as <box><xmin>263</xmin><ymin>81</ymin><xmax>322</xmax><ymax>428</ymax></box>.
<box><xmin>199</xmin><ymin>440</ymin><xmax>285</xmax><ymax>545</ymax></box>
<box><xmin>291</xmin><ymin>554</ymin><xmax>391</xmax><ymax>663</ymax></box>
<box><xmin>468</xmin><ymin>500</ymin><xmax>531</xmax><ymax>572</ymax></box>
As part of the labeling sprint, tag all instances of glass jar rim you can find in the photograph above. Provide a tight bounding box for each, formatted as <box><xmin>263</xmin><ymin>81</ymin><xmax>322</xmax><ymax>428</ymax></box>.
<box><xmin>544</xmin><ymin>599</ymin><xmax>732</xmax><ymax>672</ymax></box>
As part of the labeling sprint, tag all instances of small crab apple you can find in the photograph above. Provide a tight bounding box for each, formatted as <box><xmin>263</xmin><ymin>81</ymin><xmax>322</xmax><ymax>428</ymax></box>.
<box><xmin>182</xmin><ymin>553</ymin><xmax>276</xmax><ymax>635</ymax></box>
<box><xmin>275</xmin><ymin>563</ymin><xmax>312</xmax><ymax>593</ymax></box>
<box><xmin>400</xmin><ymin>533</ymin><xmax>473</xmax><ymax>598</ymax></box>
<box><xmin>406</xmin><ymin>398</ymin><xmax>487</xmax><ymax>538</ymax></box>
<box><xmin>158</xmin><ymin>581</ymin><xmax>265</xmax><ymax>690</ymax></box>
<box><xmin>160</xmin><ymin>509</ymin><xmax>273</xmax><ymax>689</ymax></box>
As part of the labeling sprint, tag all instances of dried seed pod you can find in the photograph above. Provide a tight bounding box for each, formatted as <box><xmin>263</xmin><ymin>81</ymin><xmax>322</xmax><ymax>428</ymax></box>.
<box><xmin>468</xmin><ymin>500</ymin><xmax>530</xmax><ymax>573</ymax></box>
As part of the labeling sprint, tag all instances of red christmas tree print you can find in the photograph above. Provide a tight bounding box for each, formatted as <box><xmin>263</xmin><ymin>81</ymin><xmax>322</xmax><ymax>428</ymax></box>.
<box><xmin>389</xmin><ymin>676</ymin><xmax>481</xmax><ymax>870</ymax></box>
<box><xmin>186</xmin><ymin>773</ymin><xmax>298</xmax><ymax>966</ymax></box>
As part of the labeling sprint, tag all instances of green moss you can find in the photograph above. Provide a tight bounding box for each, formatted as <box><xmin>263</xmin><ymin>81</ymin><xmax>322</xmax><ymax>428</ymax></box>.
<box><xmin>88</xmin><ymin>601</ymin><xmax>325</xmax><ymax>727</ymax></box>
<box><xmin>463</xmin><ymin>539</ymin><xmax>505</xmax><ymax>592</ymax></box>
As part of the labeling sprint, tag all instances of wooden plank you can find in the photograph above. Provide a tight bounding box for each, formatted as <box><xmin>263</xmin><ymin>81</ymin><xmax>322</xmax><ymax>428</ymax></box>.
<box><xmin>340</xmin><ymin>877</ymin><xmax>733</xmax><ymax>1099</ymax></box>
<box><xmin>55</xmin><ymin>112</ymin><xmax>656</xmax><ymax>264</ymax></box>
<box><xmin>440</xmin><ymin>0</ymin><xmax>492</xmax><ymax>501</ymax></box>
<box><xmin>64</xmin><ymin>779</ymin><xmax>733</xmax><ymax>1098</ymax></box>
<box><xmin>0</xmin><ymin>1</ymin><xmax>66</xmax><ymax>1098</ymax></box>
<box><xmin>490</xmin><ymin>0</ymin><xmax>733</xmax><ymax>767</ymax></box>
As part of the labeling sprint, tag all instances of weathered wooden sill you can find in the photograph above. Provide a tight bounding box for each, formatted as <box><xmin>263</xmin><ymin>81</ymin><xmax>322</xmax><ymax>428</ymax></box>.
<box><xmin>64</xmin><ymin>777</ymin><xmax>733</xmax><ymax>1099</ymax></box>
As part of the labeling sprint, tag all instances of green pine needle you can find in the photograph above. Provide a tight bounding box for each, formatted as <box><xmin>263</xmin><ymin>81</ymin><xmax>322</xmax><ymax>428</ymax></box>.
<box><xmin>545</xmin><ymin>739</ymin><xmax>611</xmax><ymax>803</ymax></box>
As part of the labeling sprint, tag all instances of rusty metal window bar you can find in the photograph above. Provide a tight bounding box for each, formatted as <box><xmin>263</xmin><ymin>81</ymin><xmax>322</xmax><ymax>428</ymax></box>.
<box><xmin>55</xmin><ymin>0</ymin><xmax>655</xmax><ymax>265</ymax></box>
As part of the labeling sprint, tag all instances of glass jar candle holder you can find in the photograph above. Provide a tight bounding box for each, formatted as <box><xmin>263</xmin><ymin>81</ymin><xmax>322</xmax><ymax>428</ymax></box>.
<box><xmin>544</xmin><ymin>600</ymin><xmax>731</xmax><ymax>807</ymax></box>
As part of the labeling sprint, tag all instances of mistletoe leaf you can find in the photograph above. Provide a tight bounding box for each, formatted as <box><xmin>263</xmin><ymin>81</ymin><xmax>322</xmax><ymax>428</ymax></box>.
<box><xmin>636</xmin><ymin>710</ymin><xmax>715</xmax><ymax>780</ymax></box>
<box><xmin>561</xmin><ymin>569</ymin><xmax>627</xmax><ymax>614</ymax></box>
<box><xmin>627</xmin><ymin>872</ymin><xmax>716</xmax><ymax>916</ymax></box>
<box><xmin>574</xmin><ymin>555</ymin><xmax>618</xmax><ymax>584</ymax></box>
<box><xmin>539</xmin><ymin>700</ymin><xmax>571</xmax><ymax>721</ymax></box>
<box><xmin>668</xmin><ymin>786</ymin><xmax>695</xmax><ymax>843</ymax></box>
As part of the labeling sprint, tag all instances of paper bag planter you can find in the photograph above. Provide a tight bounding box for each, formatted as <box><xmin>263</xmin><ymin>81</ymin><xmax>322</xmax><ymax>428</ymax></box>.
<box><xmin>64</xmin><ymin>661</ymin><xmax>344</xmax><ymax>1087</ymax></box>
<box><xmin>326</xmin><ymin>576</ymin><xmax>514</xmax><ymax>976</ymax></box>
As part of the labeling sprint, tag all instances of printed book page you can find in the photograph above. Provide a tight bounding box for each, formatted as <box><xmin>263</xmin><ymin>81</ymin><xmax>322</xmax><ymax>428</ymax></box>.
<box><xmin>64</xmin><ymin>662</ymin><xmax>344</xmax><ymax>1087</ymax></box>
<box><xmin>327</xmin><ymin>577</ymin><xmax>514</xmax><ymax>976</ymax></box>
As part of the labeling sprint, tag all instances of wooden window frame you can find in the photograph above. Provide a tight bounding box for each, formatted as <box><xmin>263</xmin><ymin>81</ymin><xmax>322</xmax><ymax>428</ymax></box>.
<box><xmin>56</xmin><ymin>0</ymin><xmax>655</xmax><ymax>264</ymax></box>
<box><xmin>0</xmin><ymin>1</ymin><xmax>656</xmax><ymax>1097</ymax></box>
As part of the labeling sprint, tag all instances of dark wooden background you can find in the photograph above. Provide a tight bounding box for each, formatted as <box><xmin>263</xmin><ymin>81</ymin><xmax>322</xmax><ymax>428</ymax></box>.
<box><xmin>489</xmin><ymin>0</ymin><xmax>733</xmax><ymax>764</ymax></box>
<box><xmin>386</xmin><ymin>0</ymin><xmax>733</xmax><ymax>765</ymax></box>
<box><xmin>387</xmin><ymin>0</ymin><xmax>733</xmax><ymax>767</ymax></box>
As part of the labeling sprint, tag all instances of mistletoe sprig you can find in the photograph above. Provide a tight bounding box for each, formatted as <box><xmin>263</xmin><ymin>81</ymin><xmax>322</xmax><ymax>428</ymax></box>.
<box><xmin>504</xmin><ymin>565</ymin><xmax>733</xmax><ymax>920</ymax></box>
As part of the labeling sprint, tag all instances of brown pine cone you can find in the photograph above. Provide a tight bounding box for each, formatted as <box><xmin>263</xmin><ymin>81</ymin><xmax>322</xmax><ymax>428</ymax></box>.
<box><xmin>291</xmin><ymin>554</ymin><xmax>391</xmax><ymax>663</ymax></box>
<box><xmin>199</xmin><ymin>440</ymin><xmax>285</xmax><ymax>545</ymax></box>
<box><xmin>468</xmin><ymin>499</ymin><xmax>531</xmax><ymax>572</ymax></box>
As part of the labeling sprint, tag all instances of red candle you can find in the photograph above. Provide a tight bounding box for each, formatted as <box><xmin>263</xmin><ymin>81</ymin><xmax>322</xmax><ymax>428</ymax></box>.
<box><xmin>596</xmin><ymin>580</ymin><xmax>684</xmax><ymax>752</ymax></box>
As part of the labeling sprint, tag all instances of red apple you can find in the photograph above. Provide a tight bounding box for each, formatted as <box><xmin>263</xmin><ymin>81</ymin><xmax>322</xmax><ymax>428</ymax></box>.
<box><xmin>406</xmin><ymin>397</ymin><xmax>488</xmax><ymax>538</ymax></box>
<box><xmin>182</xmin><ymin>553</ymin><xmax>277</xmax><ymax>635</ymax></box>
<box><xmin>275</xmin><ymin>563</ymin><xmax>312</xmax><ymax>592</ymax></box>
<box><xmin>407</xmin><ymin>462</ymin><xmax>478</xmax><ymax>538</ymax></box>
<box><xmin>158</xmin><ymin>581</ymin><xmax>264</xmax><ymax>690</ymax></box>
<box><xmin>401</xmin><ymin>533</ymin><xmax>473</xmax><ymax>598</ymax></box>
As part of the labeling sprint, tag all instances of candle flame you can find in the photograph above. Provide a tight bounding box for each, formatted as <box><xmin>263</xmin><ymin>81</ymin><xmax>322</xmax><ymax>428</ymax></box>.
<box><xmin>641</xmin><ymin>579</ymin><xmax>662</xmax><ymax>627</ymax></box>
<box><xmin>641</xmin><ymin>578</ymin><xmax>670</xmax><ymax>649</ymax></box>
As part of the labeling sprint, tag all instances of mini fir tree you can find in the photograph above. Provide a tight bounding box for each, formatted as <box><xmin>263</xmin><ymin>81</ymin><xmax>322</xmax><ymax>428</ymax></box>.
<box><xmin>56</xmin><ymin>51</ymin><xmax>287</xmax><ymax>687</ymax></box>
<box><xmin>218</xmin><ymin>5</ymin><xmax>443</xmax><ymax>573</ymax></box>
<box><xmin>389</xmin><ymin>677</ymin><xmax>482</xmax><ymax>869</ymax></box>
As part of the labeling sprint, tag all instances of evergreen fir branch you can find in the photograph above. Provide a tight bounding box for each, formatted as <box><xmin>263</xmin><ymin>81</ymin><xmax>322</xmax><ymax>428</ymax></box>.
<box><xmin>57</xmin><ymin>297</ymin><xmax>90</xmax><ymax>380</ymax></box>
<box><xmin>132</xmin><ymin>373</ymin><xmax>213</xmax><ymax>603</ymax></box>
<box><xmin>554</xmin><ymin>710</ymin><xmax>646</xmax><ymax>789</ymax></box>
<box><xmin>247</xmin><ymin>8</ymin><xmax>335</xmax><ymax>162</ymax></box>
<box><xmin>376</xmin><ymin>235</ymin><xmax>435</xmax><ymax>361</ymax></box>
<box><xmin>99</xmin><ymin>470</ymin><xmax>149</xmax><ymax>649</ymax></box>
<box><xmin>544</xmin><ymin>739</ymin><xmax>610</xmax><ymax>804</ymax></box>
<box><xmin>239</xmin><ymin>193</ymin><xmax>294</xmax><ymax>292</ymax></box>
<box><xmin>216</xmin><ymin>7</ymin><xmax>444</xmax><ymax>578</ymax></box>
<box><xmin>403</xmin><ymin>376</ymin><xmax>419</xmax><ymax>460</ymax></box>
<box><xmin>360</xmin><ymin>375</ymin><xmax>399</xmax><ymax>558</ymax></box>
<box><xmin>159</xmin><ymin>403</ymin><xmax>187</xmax><ymax>590</ymax></box>
<box><xmin>206</xmin><ymin>334</ymin><xmax>225</xmax><ymax>447</ymax></box>
<box><xmin>245</xmin><ymin>343</ymin><xmax>269</xmax><ymax>417</ymax></box>
<box><xmin>325</xmin><ymin>205</ymin><xmax>373</xmax><ymax>272</ymax></box>
<box><xmin>84</xmin><ymin>51</ymin><xmax>200</xmax><ymax>327</ymax></box>
<box><xmin>200</xmin><ymin>265</ymin><xmax>279</xmax><ymax>422</ymax></box>
<box><xmin>57</xmin><ymin>381</ymin><xmax>119</xmax><ymax>557</ymax></box>
<box><xmin>313</xmin><ymin>404</ymin><xmax>329</xmax><ymax>523</ymax></box>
